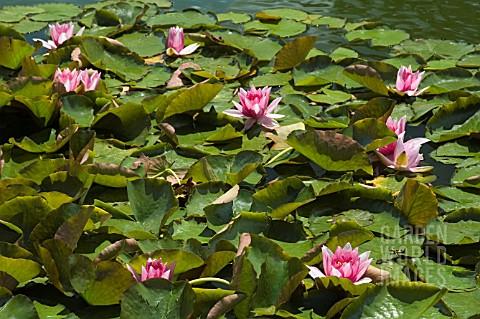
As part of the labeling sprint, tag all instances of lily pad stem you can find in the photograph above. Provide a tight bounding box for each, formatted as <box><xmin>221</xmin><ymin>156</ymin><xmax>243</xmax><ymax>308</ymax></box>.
<box><xmin>265</xmin><ymin>146</ymin><xmax>293</xmax><ymax>166</ymax></box>
<box><xmin>151</xmin><ymin>169</ymin><xmax>181</xmax><ymax>185</ymax></box>
<box><xmin>189</xmin><ymin>277</ymin><xmax>231</xmax><ymax>286</ymax></box>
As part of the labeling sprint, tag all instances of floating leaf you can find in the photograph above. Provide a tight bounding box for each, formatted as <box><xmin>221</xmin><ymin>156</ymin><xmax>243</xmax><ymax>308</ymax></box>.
<box><xmin>259</xmin><ymin>8</ymin><xmax>309</xmax><ymax>21</ymax></box>
<box><xmin>395</xmin><ymin>39</ymin><xmax>475</xmax><ymax>60</ymax></box>
<box><xmin>251</xmin><ymin>256</ymin><xmax>308</xmax><ymax>309</ymax></box>
<box><xmin>343</xmin><ymin>65</ymin><xmax>389</xmax><ymax>95</ymax></box>
<box><xmin>330</xmin><ymin>47</ymin><xmax>358</xmax><ymax>63</ymax></box>
<box><xmin>395</xmin><ymin>179</ymin><xmax>438</xmax><ymax>227</ymax></box>
<box><xmin>346</xmin><ymin>28</ymin><xmax>410</xmax><ymax>47</ymax></box>
<box><xmin>244</xmin><ymin>19</ymin><xmax>306</xmax><ymax>38</ymax></box>
<box><xmin>127</xmin><ymin>178</ymin><xmax>179</xmax><ymax>233</ymax></box>
<box><xmin>186</xmin><ymin>151</ymin><xmax>263</xmax><ymax>185</ymax></box>
<box><xmin>0</xmin><ymin>36</ymin><xmax>35</xmax><ymax>69</ymax></box>
<box><xmin>312</xmin><ymin>16</ymin><xmax>346</xmax><ymax>29</ymax></box>
<box><xmin>216</xmin><ymin>12</ymin><xmax>251</xmax><ymax>24</ymax></box>
<box><xmin>341</xmin><ymin>281</ymin><xmax>447</xmax><ymax>318</ymax></box>
<box><xmin>158</xmin><ymin>83</ymin><xmax>223</xmax><ymax>120</ymax></box>
<box><xmin>251</xmin><ymin>177</ymin><xmax>316</xmax><ymax>219</ymax></box>
<box><xmin>0</xmin><ymin>295</ymin><xmax>38</xmax><ymax>319</ymax></box>
<box><xmin>287</xmin><ymin>130</ymin><xmax>373</xmax><ymax>175</ymax></box>
<box><xmin>0</xmin><ymin>6</ymin><xmax>44</xmax><ymax>22</ymax></box>
<box><xmin>69</xmin><ymin>255</ymin><xmax>133</xmax><ymax>305</ymax></box>
<box><xmin>426</xmin><ymin>94</ymin><xmax>480</xmax><ymax>143</ymax></box>
<box><xmin>121</xmin><ymin>279</ymin><xmax>195</xmax><ymax>319</ymax></box>
<box><xmin>30</xmin><ymin>3</ymin><xmax>82</xmax><ymax>21</ymax></box>
<box><xmin>425</xmin><ymin>218</ymin><xmax>480</xmax><ymax>245</ymax></box>
<box><xmin>147</xmin><ymin>11</ymin><xmax>216</xmax><ymax>28</ymax></box>
<box><xmin>118</xmin><ymin>32</ymin><xmax>165</xmax><ymax>57</ymax></box>
<box><xmin>351</xmin><ymin>118</ymin><xmax>397</xmax><ymax>152</ymax></box>
<box><xmin>274</xmin><ymin>36</ymin><xmax>317</xmax><ymax>71</ymax></box>
<box><xmin>80</xmin><ymin>37</ymin><xmax>148</xmax><ymax>81</ymax></box>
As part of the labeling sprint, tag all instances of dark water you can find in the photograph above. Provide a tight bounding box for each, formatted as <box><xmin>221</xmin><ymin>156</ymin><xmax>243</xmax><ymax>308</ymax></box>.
<box><xmin>1</xmin><ymin>0</ymin><xmax>479</xmax><ymax>43</ymax></box>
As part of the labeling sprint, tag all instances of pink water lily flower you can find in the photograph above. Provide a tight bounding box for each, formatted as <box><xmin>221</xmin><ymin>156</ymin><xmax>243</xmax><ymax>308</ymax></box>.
<box><xmin>223</xmin><ymin>85</ymin><xmax>284</xmax><ymax>130</ymax></box>
<box><xmin>377</xmin><ymin>115</ymin><xmax>406</xmax><ymax>155</ymax></box>
<box><xmin>127</xmin><ymin>258</ymin><xmax>175</xmax><ymax>282</ymax></box>
<box><xmin>54</xmin><ymin>68</ymin><xmax>82</xmax><ymax>92</ymax></box>
<box><xmin>34</xmin><ymin>22</ymin><xmax>85</xmax><ymax>50</ymax></box>
<box><xmin>375</xmin><ymin>132</ymin><xmax>431</xmax><ymax>172</ymax></box>
<box><xmin>79</xmin><ymin>69</ymin><xmax>101</xmax><ymax>91</ymax></box>
<box><xmin>395</xmin><ymin>65</ymin><xmax>427</xmax><ymax>96</ymax></box>
<box><xmin>308</xmin><ymin>243</ymin><xmax>372</xmax><ymax>285</ymax></box>
<box><xmin>166</xmin><ymin>26</ymin><xmax>200</xmax><ymax>56</ymax></box>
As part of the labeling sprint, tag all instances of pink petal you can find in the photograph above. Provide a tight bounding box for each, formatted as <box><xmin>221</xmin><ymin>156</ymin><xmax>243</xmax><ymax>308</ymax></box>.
<box><xmin>396</xmin><ymin>66</ymin><xmax>407</xmax><ymax>91</ymax></box>
<box><xmin>126</xmin><ymin>264</ymin><xmax>141</xmax><ymax>282</ymax></box>
<box><xmin>179</xmin><ymin>43</ymin><xmax>200</xmax><ymax>55</ymax></box>
<box><xmin>354</xmin><ymin>277</ymin><xmax>372</xmax><ymax>285</ymax></box>
<box><xmin>257</xmin><ymin>116</ymin><xmax>279</xmax><ymax>129</ymax></box>
<box><xmin>266</xmin><ymin>113</ymin><xmax>284</xmax><ymax>119</ymax></box>
<box><xmin>223</xmin><ymin>109</ymin><xmax>245</xmax><ymax>118</ymax></box>
<box><xmin>33</xmin><ymin>38</ymin><xmax>57</xmax><ymax>50</ymax></box>
<box><xmin>76</xmin><ymin>26</ymin><xmax>85</xmax><ymax>36</ymax></box>
<box><xmin>322</xmin><ymin>246</ymin><xmax>334</xmax><ymax>276</ymax></box>
<box><xmin>375</xmin><ymin>150</ymin><xmax>396</xmax><ymax>168</ymax></box>
<box><xmin>244</xmin><ymin>118</ymin><xmax>256</xmax><ymax>130</ymax></box>
<box><xmin>392</xmin><ymin>132</ymin><xmax>406</xmax><ymax>162</ymax></box>
<box><xmin>308</xmin><ymin>266</ymin><xmax>325</xmax><ymax>279</ymax></box>
<box><xmin>265</xmin><ymin>97</ymin><xmax>282</xmax><ymax>114</ymax></box>
<box><xmin>232</xmin><ymin>100</ymin><xmax>244</xmax><ymax>112</ymax></box>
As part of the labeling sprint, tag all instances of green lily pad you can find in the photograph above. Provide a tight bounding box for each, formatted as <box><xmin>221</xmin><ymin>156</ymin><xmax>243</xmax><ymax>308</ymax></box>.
<box><xmin>423</xmin><ymin>68</ymin><xmax>480</xmax><ymax>94</ymax></box>
<box><xmin>287</xmin><ymin>130</ymin><xmax>373</xmax><ymax>175</ymax></box>
<box><xmin>121</xmin><ymin>279</ymin><xmax>195</xmax><ymax>319</ymax></box>
<box><xmin>118</xmin><ymin>32</ymin><xmax>165</xmax><ymax>57</ymax></box>
<box><xmin>425</xmin><ymin>218</ymin><xmax>480</xmax><ymax>245</ymax></box>
<box><xmin>0</xmin><ymin>6</ymin><xmax>44</xmax><ymax>23</ymax></box>
<box><xmin>395</xmin><ymin>39</ymin><xmax>475</xmax><ymax>60</ymax></box>
<box><xmin>274</xmin><ymin>36</ymin><xmax>317</xmax><ymax>71</ymax></box>
<box><xmin>127</xmin><ymin>178</ymin><xmax>179</xmax><ymax>233</ymax></box>
<box><xmin>341</xmin><ymin>281</ymin><xmax>447</xmax><ymax>318</ymax></box>
<box><xmin>30</xmin><ymin>3</ymin><xmax>83</xmax><ymax>21</ymax></box>
<box><xmin>426</xmin><ymin>94</ymin><xmax>480</xmax><ymax>143</ymax></box>
<box><xmin>0</xmin><ymin>36</ymin><xmax>35</xmax><ymax>70</ymax></box>
<box><xmin>346</xmin><ymin>28</ymin><xmax>410</xmax><ymax>47</ymax></box>
<box><xmin>251</xmin><ymin>72</ymin><xmax>292</xmax><ymax>87</ymax></box>
<box><xmin>307</xmin><ymin>88</ymin><xmax>352</xmax><ymax>105</ymax></box>
<box><xmin>410</xmin><ymin>258</ymin><xmax>477</xmax><ymax>292</ymax></box>
<box><xmin>80</xmin><ymin>37</ymin><xmax>149</xmax><ymax>81</ymax></box>
<box><xmin>147</xmin><ymin>11</ymin><xmax>216</xmax><ymax>28</ymax></box>
<box><xmin>343</xmin><ymin>64</ymin><xmax>389</xmax><ymax>95</ymax></box>
<box><xmin>395</xmin><ymin>179</ymin><xmax>438</xmax><ymax>227</ymax></box>
<box><xmin>216</xmin><ymin>12</ymin><xmax>251</xmax><ymax>24</ymax></box>
<box><xmin>157</xmin><ymin>83</ymin><xmax>223</xmax><ymax>120</ymax></box>
<box><xmin>311</xmin><ymin>16</ymin><xmax>346</xmax><ymax>29</ymax></box>
<box><xmin>251</xmin><ymin>177</ymin><xmax>316</xmax><ymax>219</ymax></box>
<box><xmin>457</xmin><ymin>53</ymin><xmax>480</xmax><ymax>68</ymax></box>
<box><xmin>0</xmin><ymin>295</ymin><xmax>38</xmax><ymax>319</ymax></box>
<box><xmin>259</xmin><ymin>8</ymin><xmax>309</xmax><ymax>21</ymax></box>
<box><xmin>186</xmin><ymin>151</ymin><xmax>263</xmax><ymax>185</ymax></box>
<box><xmin>329</xmin><ymin>47</ymin><xmax>358</xmax><ymax>63</ymax></box>
<box><xmin>351</xmin><ymin>118</ymin><xmax>397</xmax><ymax>152</ymax></box>
<box><xmin>244</xmin><ymin>19</ymin><xmax>307</xmax><ymax>38</ymax></box>
<box><xmin>69</xmin><ymin>255</ymin><xmax>133</xmax><ymax>305</ymax></box>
